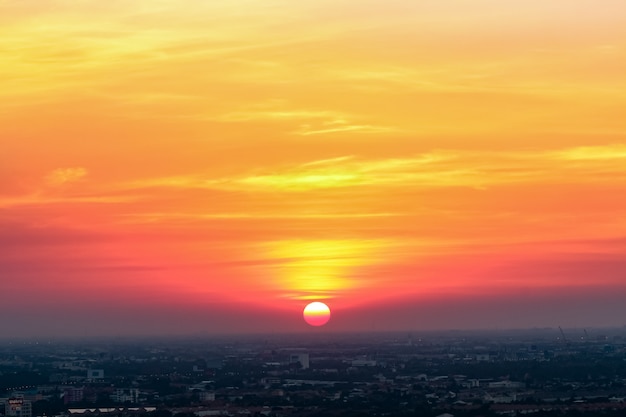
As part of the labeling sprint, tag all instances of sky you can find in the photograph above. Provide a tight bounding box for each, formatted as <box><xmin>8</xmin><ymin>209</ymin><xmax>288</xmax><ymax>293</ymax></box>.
<box><xmin>1</xmin><ymin>0</ymin><xmax>625</xmax><ymax>338</ymax></box>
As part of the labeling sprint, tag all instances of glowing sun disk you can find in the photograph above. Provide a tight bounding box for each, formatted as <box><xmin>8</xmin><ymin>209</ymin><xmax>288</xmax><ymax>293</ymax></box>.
<box><xmin>303</xmin><ymin>301</ymin><xmax>331</xmax><ymax>326</ymax></box>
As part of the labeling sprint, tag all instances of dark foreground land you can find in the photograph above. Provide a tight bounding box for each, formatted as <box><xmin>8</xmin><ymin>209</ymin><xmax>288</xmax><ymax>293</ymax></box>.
<box><xmin>2</xmin><ymin>328</ymin><xmax>626</xmax><ymax>417</ymax></box>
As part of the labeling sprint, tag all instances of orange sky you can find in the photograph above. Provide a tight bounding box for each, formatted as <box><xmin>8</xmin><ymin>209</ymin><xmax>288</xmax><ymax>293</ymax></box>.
<box><xmin>1</xmin><ymin>0</ymin><xmax>625</xmax><ymax>337</ymax></box>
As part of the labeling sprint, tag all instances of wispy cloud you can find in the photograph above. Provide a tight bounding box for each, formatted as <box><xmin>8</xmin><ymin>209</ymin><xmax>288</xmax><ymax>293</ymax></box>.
<box><xmin>45</xmin><ymin>167</ymin><xmax>87</xmax><ymax>186</ymax></box>
<box><xmin>552</xmin><ymin>144</ymin><xmax>626</xmax><ymax>161</ymax></box>
<box><xmin>293</xmin><ymin>123</ymin><xmax>397</xmax><ymax>136</ymax></box>
<box><xmin>300</xmin><ymin>155</ymin><xmax>355</xmax><ymax>167</ymax></box>
<box><xmin>116</xmin><ymin>210</ymin><xmax>400</xmax><ymax>226</ymax></box>
<box><xmin>118</xmin><ymin>211</ymin><xmax>403</xmax><ymax>223</ymax></box>
<box><xmin>214</xmin><ymin>106</ymin><xmax>397</xmax><ymax>137</ymax></box>
<box><xmin>124</xmin><ymin>144</ymin><xmax>626</xmax><ymax>193</ymax></box>
<box><xmin>238</xmin><ymin>172</ymin><xmax>360</xmax><ymax>189</ymax></box>
<box><xmin>0</xmin><ymin>194</ymin><xmax>134</xmax><ymax>209</ymax></box>
<box><xmin>215</xmin><ymin>109</ymin><xmax>344</xmax><ymax>122</ymax></box>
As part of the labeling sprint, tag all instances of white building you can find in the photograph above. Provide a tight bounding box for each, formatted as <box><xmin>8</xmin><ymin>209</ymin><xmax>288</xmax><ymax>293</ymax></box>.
<box><xmin>112</xmin><ymin>388</ymin><xmax>139</xmax><ymax>403</ymax></box>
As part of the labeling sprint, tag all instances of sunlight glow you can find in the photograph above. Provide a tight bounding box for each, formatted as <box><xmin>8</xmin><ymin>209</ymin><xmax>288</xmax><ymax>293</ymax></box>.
<box><xmin>1</xmin><ymin>0</ymin><xmax>625</xmax><ymax>335</ymax></box>
<box><xmin>262</xmin><ymin>239</ymin><xmax>394</xmax><ymax>300</ymax></box>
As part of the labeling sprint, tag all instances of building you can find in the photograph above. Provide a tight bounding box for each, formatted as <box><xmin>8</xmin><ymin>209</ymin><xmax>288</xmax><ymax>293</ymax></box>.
<box><xmin>64</xmin><ymin>387</ymin><xmax>84</xmax><ymax>404</ymax></box>
<box><xmin>112</xmin><ymin>389</ymin><xmax>139</xmax><ymax>404</ymax></box>
<box><xmin>351</xmin><ymin>359</ymin><xmax>377</xmax><ymax>367</ymax></box>
<box><xmin>199</xmin><ymin>392</ymin><xmax>216</xmax><ymax>402</ymax></box>
<box><xmin>87</xmin><ymin>369</ymin><xmax>104</xmax><ymax>380</ymax></box>
<box><xmin>289</xmin><ymin>353</ymin><xmax>310</xmax><ymax>369</ymax></box>
<box><xmin>5</xmin><ymin>398</ymin><xmax>32</xmax><ymax>417</ymax></box>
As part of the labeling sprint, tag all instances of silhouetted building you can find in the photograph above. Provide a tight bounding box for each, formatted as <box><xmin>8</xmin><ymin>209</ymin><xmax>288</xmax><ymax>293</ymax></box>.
<box><xmin>290</xmin><ymin>353</ymin><xmax>310</xmax><ymax>369</ymax></box>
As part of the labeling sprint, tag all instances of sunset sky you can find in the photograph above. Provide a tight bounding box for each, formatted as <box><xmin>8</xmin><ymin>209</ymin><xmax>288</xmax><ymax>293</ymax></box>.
<box><xmin>1</xmin><ymin>0</ymin><xmax>625</xmax><ymax>338</ymax></box>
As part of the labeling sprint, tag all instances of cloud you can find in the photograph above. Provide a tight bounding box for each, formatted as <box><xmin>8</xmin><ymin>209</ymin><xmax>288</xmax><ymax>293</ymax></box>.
<box><xmin>293</xmin><ymin>123</ymin><xmax>397</xmax><ymax>136</ymax></box>
<box><xmin>552</xmin><ymin>144</ymin><xmax>626</xmax><ymax>161</ymax></box>
<box><xmin>0</xmin><ymin>194</ymin><xmax>134</xmax><ymax>209</ymax></box>
<box><xmin>214</xmin><ymin>105</ymin><xmax>398</xmax><ymax>137</ymax></box>
<box><xmin>124</xmin><ymin>144</ymin><xmax>626</xmax><ymax>193</ymax></box>
<box><xmin>216</xmin><ymin>109</ymin><xmax>344</xmax><ymax>122</ymax></box>
<box><xmin>119</xmin><ymin>211</ymin><xmax>401</xmax><ymax>222</ymax></box>
<box><xmin>45</xmin><ymin>167</ymin><xmax>87</xmax><ymax>186</ymax></box>
<box><xmin>0</xmin><ymin>220</ymin><xmax>106</xmax><ymax>247</ymax></box>
<box><xmin>227</xmin><ymin>150</ymin><xmax>502</xmax><ymax>191</ymax></box>
<box><xmin>299</xmin><ymin>155</ymin><xmax>355</xmax><ymax>167</ymax></box>
<box><xmin>238</xmin><ymin>172</ymin><xmax>360</xmax><ymax>190</ymax></box>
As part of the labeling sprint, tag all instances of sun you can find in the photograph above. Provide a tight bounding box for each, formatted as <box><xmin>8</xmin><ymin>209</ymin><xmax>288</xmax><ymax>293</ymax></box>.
<box><xmin>303</xmin><ymin>301</ymin><xmax>331</xmax><ymax>327</ymax></box>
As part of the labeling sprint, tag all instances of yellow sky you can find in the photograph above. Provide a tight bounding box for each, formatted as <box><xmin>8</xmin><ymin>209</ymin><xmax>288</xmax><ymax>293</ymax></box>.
<box><xmin>1</xmin><ymin>0</ymin><xmax>625</xmax><ymax>335</ymax></box>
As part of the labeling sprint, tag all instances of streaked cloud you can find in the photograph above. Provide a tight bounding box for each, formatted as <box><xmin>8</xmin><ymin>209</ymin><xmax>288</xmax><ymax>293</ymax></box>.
<box><xmin>122</xmin><ymin>144</ymin><xmax>626</xmax><ymax>194</ymax></box>
<box><xmin>0</xmin><ymin>194</ymin><xmax>134</xmax><ymax>209</ymax></box>
<box><xmin>272</xmin><ymin>145</ymin><xmax>624</xmax><ymax>189</ymax></box>
<box><xmin>118</xmin><ymin>211</ymin><xmax>403</xmax><ymax>223</ymax></box>
<box><xmin>300</xmin><ymin>155</ymin><xmax>355</xmax><ymax>167</ymax></box>
<box><xmin>44</xmin><ymin>167</ymin><xmax>87</xmax><ymax>186</ymax></box>
<box><xmin>216</xmin><ymin>109</ymin><xmax>345</xmax><ymax>122</ymax></box>
<box><xmin>293</xmin><ymin>122</ymin><xmax>398</xmax><ymax>136</ymax></box>
<box><xmin>553</xmin><ymin>144</ymin><xmax>626</xmax><ymax>161</ymax></box>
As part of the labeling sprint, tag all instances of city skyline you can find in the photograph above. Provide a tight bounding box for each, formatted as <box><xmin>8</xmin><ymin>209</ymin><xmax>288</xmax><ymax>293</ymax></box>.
<box><xmin>1</xmin><ymin>0</ymin><xmax>625</xmax><ymax>338</ymax></box>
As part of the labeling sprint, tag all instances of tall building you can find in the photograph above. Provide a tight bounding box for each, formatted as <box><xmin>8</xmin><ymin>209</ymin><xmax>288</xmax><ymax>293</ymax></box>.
<box><xmin>5</xmin><ymin>398</ymin><xmax>32</xmax><ymax>417</ymax></box>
